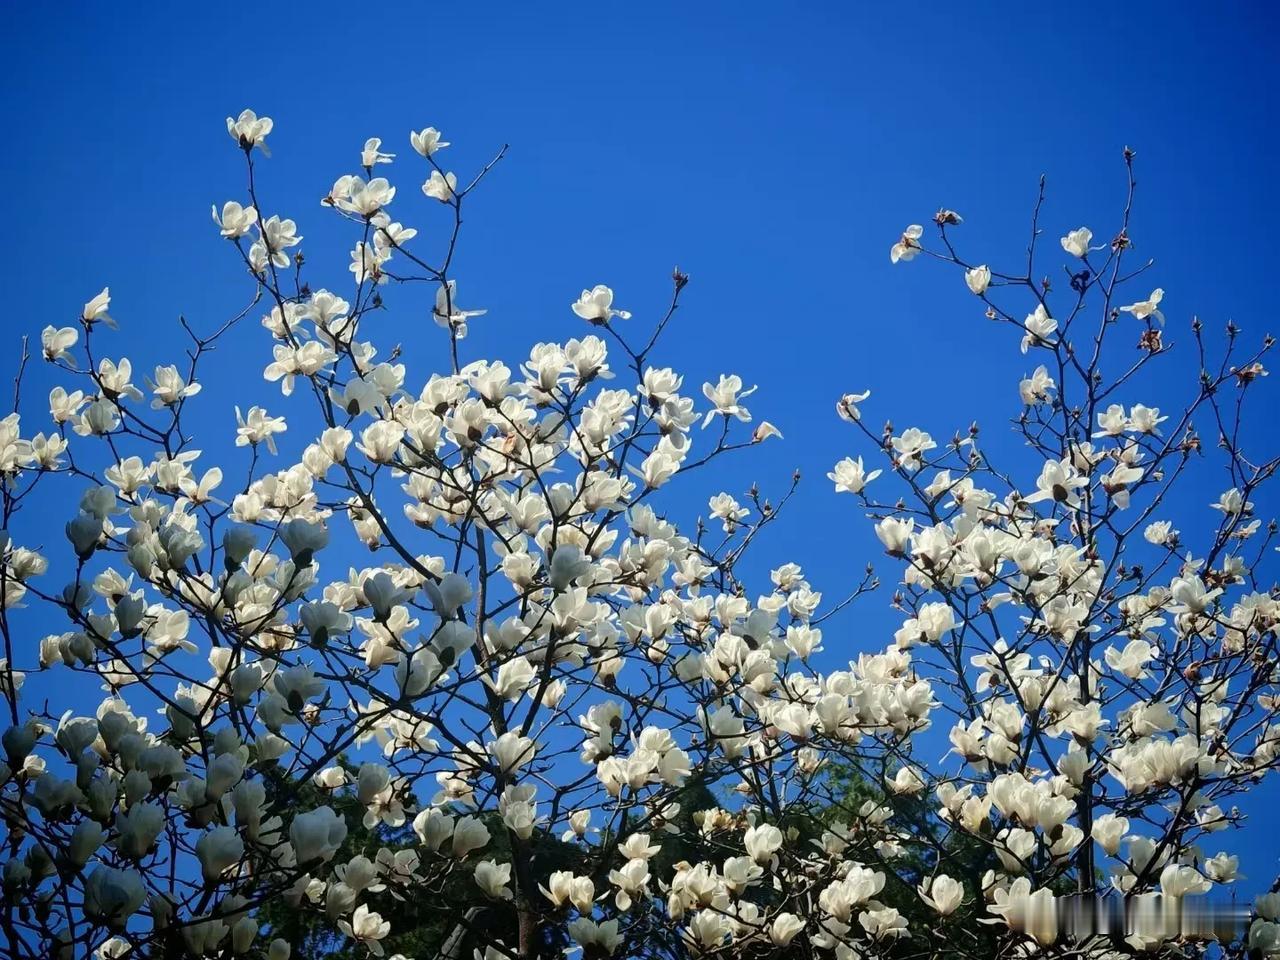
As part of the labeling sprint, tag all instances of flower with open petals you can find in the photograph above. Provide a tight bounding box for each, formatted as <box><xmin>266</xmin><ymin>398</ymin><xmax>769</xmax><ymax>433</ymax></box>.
<box><xmin>212</xmin><ymin>201</ymin><xmax>257</xmax><ymax>239</ymax></box>
<box><xmin>410</xmin><ymin>127</ymin><xmax>449</xmax><ymax>156</ymax></box>
<box><xmin>571</xmin><ymin>285</ymin><xmax>631</xmax><ymax>323</ymax></box>
<box><xmin>829</xmin><ymin>456</ymin><xmax>881</xmax><ymax>494</ymax></box>
<box><xmin>226</xmin><ymin>109</ymin><xmax>273</xmax><ymax>153</ymax></box>
<box><xmin>1120</xmin><ymin>288</ymin><xmax>1165</xmax><ymax>325</ymax></box>
<box><xmin>1060</xmin><ymin>227</ymin><xmax>1093</xmax><ymax>258</ymax></box>
<box><xmin>337</xmin><ymin>904</ymin><xmax>390</xmax><ymax>956</ymax></box>
<box><xmin>361</xmin><ymin>137</ymin><xmax>394</xmax><ymax>167</ymax></box>
<box><xmin>890</xmin><ymin>224</ymin><xmax>923</xmax><ymax>263</ymax></box>
<box><xmin>234</xmin><ymin>406</ymin><xmax>287</xmax><ymax>455</ymax></box>
<box><xmin>701</xmin><ymin>375</ymin><xmax>757</xmax><ymax>427</ymax></box>
<box><xmin>83</xmin><ymin>288</ymin><xmax>116</xmax><ymax>328</ymax></box>
<box><xmin>423</xmin><ymin>170</ymin><xmax>457</xmax><ymax>202</ymax></box>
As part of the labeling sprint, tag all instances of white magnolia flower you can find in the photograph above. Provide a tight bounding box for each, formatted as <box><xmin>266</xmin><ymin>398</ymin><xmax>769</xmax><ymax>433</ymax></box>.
<box><xmin>828</xmin><ymin>456</ymin><xmax>881</xmax><ymax>494</ymax></box>
<box><xmin>422</xmin><ymin>170</ymin><xmax>457</xmax><ymax>202</ymax></box>
<box><xmin>919</xmin><ymin>874</ymin><xmax>964</xmax><ymax>915</ymax></box>
<box><xmin>1120</xmin><ymin>288</ymin><xmax>1165</xmax><ymax>325</ymax></box>
<box><xmin>83</xmin><ymin>287</ymin><xmax>115</xmax><ymax>327</ymax></box>
<box><xmin>836</xmin><ymin>389</ymin><xmax>870</xmax><ymax>421</ymax></box>
<box><xmin>410</xmin><ymin>127</ymin><xmax>449</xmax><ymax>156</ymax></box>
<box><xmin>212</xmin><ymin>201</ymin><xmax>257</xmax><ymax>238</ymax></box>
<box><xmin>433</xmin><ymin>280</ymin><xmax>487</xmax><ymax>338</ymax></box>
<box><xmin>571</xmin><ymin>285</ymin><xmax>631</xmax><ymax>323</ymax></box>
<box><xmin>42</xmin><ymin>325</ymin><xmax>78</xmax><ymax>364</ymax></box>
<box><xmin>1020</xmin><ymin>303</ymin><xmax>1057</xmax><ymax>353</ymax></box>
<box><xmin>890</xmin><ymin>224</ymin><xmax>923</xmax><ymax>263</ymax></box>
<box><xmin>146</xmin><ymin>365</ymin><xmax>201</xmax><ymax>408</ymax></box>
<box><xmin>1060</xmin><ymin>226</ymin><xmax>1093</xmax><ymax>258</ymax></box>
<box><xmin>226</xmin><ymin>109</ymin><xmax>273</xmax><ymax>153</ymax></box>
<box><xmin>234</xmin><ymin>406</ymin><xmax>287</xmax><ymax>455</ymax></box>
<box><xmin>361</xmin><ymin>137</ymin><xmax>395</xmax><ymax>167</ymax></box>
<box><xmin>338</xmin><ymin>904</ymin><xmax>390</xmax><ymax>956</ymax></box>
<box><xmin>701</xmin><ymin>375</ymin><xmax>757</xmax><ymax>427</ymax></box>
<box><xmin>965</xmin><ymin>264</ymin><xmax>992</xmax><ymax>294</ymax></box>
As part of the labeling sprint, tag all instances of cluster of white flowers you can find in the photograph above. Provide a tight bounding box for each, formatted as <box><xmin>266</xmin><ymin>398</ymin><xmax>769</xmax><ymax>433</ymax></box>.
<box><xmin>0</xmin><ymin>118</ymin><xmax>1275</xmax><ymax>960</ymax></box>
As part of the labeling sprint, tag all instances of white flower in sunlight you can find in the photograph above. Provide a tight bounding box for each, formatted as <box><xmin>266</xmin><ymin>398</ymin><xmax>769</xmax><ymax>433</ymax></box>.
<box><xmin>42</xmin><ymin>326</ymin><xmax>78</xmax><ymax>364</ymax></box>
<box><xmin>1024</xmin><ymin>457</ymin><xmax>1087</xmax><ymax>509</ymax></box>
<box><xmin>226</xmin><ymin>109</ymin><xmax>273</xmax><ymax>153</ymax></box>
<box><xmin>336</xmin><ymin>177</ymin><xmax>396</xmax><ymax>217</ymax></box>
<box><xmin>433</xmin><ymin>280</ymin><xmax>488</xmax><ymax>338</ymax></box>
<box><xmin>1120</xmin><ymin>287</ymin><xmax>1165</xmax><ymax>325</ymax></box>
<box><xmin>890</xmin><ymin>224</ymin><xmax>923</xmax><ymax>263</ymax></box>
<box><xmin>701</xmin><ymin>374</ymin><xmax>757</xmax><ymax>427</ymax></box>
<box><xmin>146</xmin><ymin>365</ymin><xmax>201</xmax><ymax>409</ymax></box>
<box><xmin>1160</xmin><ymin>863</ymin><xmax>1211</xmax><ymax>898</ymax></box>
<box><xmin>179</xmin><ymin>467</ymin><xmax>223</xmax><ymax>506</ymax></box>
<box><xmin>891</xmin><ymin>427</ymin><xmax>936</xmax><ymax>470</ymax></box>
<box><xmin>836</xmin><ymin>389</ymin><xmax>870</xmax><ymax>422</ymax></box>
<box><xmin>482</xmin><ymin>657</ymin><xmax>537</xmax><ymax>702</ymax></box>
<box><xmin>1091</xmin><ymin>814</ymin><xmax>1128</xmax><ymax>855</ymax></box>
<box><xmin>1018</xmin><ymin>365</ymin><xmax>1055</xmax><ymax>405</ymax></box>
<box><xmin>361</xmin><ymin>137</ymin><xmax>395</xmax><ymax>167</ymax></box>
<box><xmin>1210</xmin><ymin>487</ymin><xmax>1252</xmax><ymax>516</ymax></box>
<box><xmin>1020</xmin><ymin>303</ymin><xmax>1057</xmax><ymax>353</ymax></box>
<box><xmin>337</xmin><ymin>904</ymin><xmax>390</xmax><ymax>956</ymax></box>
<box><xmin>83</xmin><ymin>287</ymin><xmax>115</xmax><ymax>328</ymax></box>
<box><xmin>708</xmin><ymin>492</ymin><xmax>748</xmax><ymax>531</ymax></box>
<box><xmin>234</xmin><ymin>406</ymin><xmax>287</xmax><ymax>455</ymax></box>
<box><xmin>474</xmin><ymin>860</ymin><xmax>513</xmax><ymax>899</ymax></box>
<box><xmin>1060</xmin><ymin>227</ymin><xmax>1093</xmax><ymax>258</ymax></box>
<box><xmin>212</xmin><ymin>201</ymin><xmax>257</xmax><ymax>238</ymax></box>
<box><xmin>1204</xmin><ymin>852</ymin><xmax>1240</xmax><ymax>883</ymax></box>
<box><xmin>828</xmin><ymin>456</ymin><xmax>881</xmax><ymax>494</ymax></box>
<box><xmin>571</xmin><ymin>285</ymin><xmax>631</xmax><ymax>323</ymax></box>
<box><xmin>965</xmin><ymin>264</ymin><xmax>991</xmax><ymax>295</ymax></box>
<box><xmin>422</xmin><ymin>170</ymin><xmax>457</xmax><ymax>202</ymax></box>
<box><xmin>410</xmin><ymin>127</ymin><xmax>450</xmax><ymax>156</ymax></box>
<box><xmin>919</xmin><ymin>874</ymin><xmax>964</xmax><ymax>915</ymax></box>
<box><xmin>1104</xmin><ymin>639</ymin><xmax>1154</xmax><ymax>680</ymax></box>
<box><xmin>752</xmin><ymin>420</ymin><xmax>782</xmax><ymax>442</ymax></box>
<box><xmin>1127</xmin><ymin>403</ymin><xmax>1167</xmax><ymax>434</ymax></box>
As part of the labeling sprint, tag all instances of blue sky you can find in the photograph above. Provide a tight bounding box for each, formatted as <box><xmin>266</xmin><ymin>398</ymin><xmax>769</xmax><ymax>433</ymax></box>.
<box><xmin>3</xmin><ymin>1</ymin><xmax>1278</xmax><ymax>894</ymax></box>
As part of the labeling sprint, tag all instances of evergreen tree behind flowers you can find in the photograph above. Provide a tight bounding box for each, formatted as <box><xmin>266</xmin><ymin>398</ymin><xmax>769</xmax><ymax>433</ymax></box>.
<box><xmin>0</xmin><ymin>112</ymin><xmax>1277</xmax><ymax>960</ymax></box>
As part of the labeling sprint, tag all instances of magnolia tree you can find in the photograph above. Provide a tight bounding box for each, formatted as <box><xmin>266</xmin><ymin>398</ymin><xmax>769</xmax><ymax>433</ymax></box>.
<box><xmin>0</xmin><ymin>113</ymin><xmax>1277</xmax><ymax>960</ymax></box>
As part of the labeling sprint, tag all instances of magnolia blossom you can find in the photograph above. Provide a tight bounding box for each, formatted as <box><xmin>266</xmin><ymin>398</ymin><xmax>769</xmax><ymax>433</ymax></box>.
<box><xmin>919</xmin><ymin>874</ymin><xmax>964</xmax><ymax>915</ymax></box>
<box><xmin>829</xmin><ymin>455</ymin><xmax>881</xmax><ymax>494</ymax></box>
<box><xmin>433</xmin><ymin>279</ymin><xmax>487</xmax><ymax>337</ymax></box>
<box><xmin>410</xmin><ymin>126</ymin><xmax>449</xmax><ymax>156</ymax></box>
<box><xmin>422</xmin><ymin>169</ymin><xmax>457</xmax><ymax>202</ymax></box>
<box><xmin>212</xmin><ymin>200</ymin><xmax>257</xmax><ymax>238</ymax></box>
<box><xmin>361</xmin><ymin>137</ymin><xmax>395</xmax><ymax>167</ymax></box>
<box><xmin>1060</xmin><ymin>226</ymin><xmax>1093</xmax><ymax>258</ymax></box>
<box><xmin>890</xmin><ymin>223</ymin><xmax>923</xmax><ymax>262</ymax></box>
<box><xmin>227</xmin><ymin>109</ymin><xmax>273</xmax><ymax>152</ymax></box>
<box><xmin>701</xmin><ymin>374</ymin><xmax>757</xmax><ymax>426</ymax></box>
<box><xmin>1020</xmin><ymin>303</ymin><xmax>1057</xmax><ymax>353</ymax></box>
<box><xmin>965</xmin><ymin>264</ymin><xmax>992</xmax><ymax>295</ymax></box>
<box><xmin>338</xmin><ymin>904</ymin><xmax>390</xmax><ymax>955</ymax></box>
<box><xmin>234</xmin><ymin>405</ymin><xmax>287</xmax><ymax>455</ymax></box>
<box><xmin>82</xmin><ymin>287</ymin><xmax>114</xmax><ymax>327</ymax></box>
<box><xmin>41</xmin><ymin>326</ymin><xmax>78</xmax><ymax>363</ymax></box>
<box><xmin>571</xmin><ymin>284</ymin><xmax>631</xmax><ymax>323</ymax></box>
<box><xmin>1120</xmin><ymin>287</ymin><xmax>1166</xmax><ymax>325</ymax></box>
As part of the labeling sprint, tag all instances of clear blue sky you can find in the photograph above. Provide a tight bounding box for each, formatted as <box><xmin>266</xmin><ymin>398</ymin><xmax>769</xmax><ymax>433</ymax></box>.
<box><xmin>3</xmin><ymin>1</ymin><xmax>1278</xmax><ymax>892</ymax></box>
